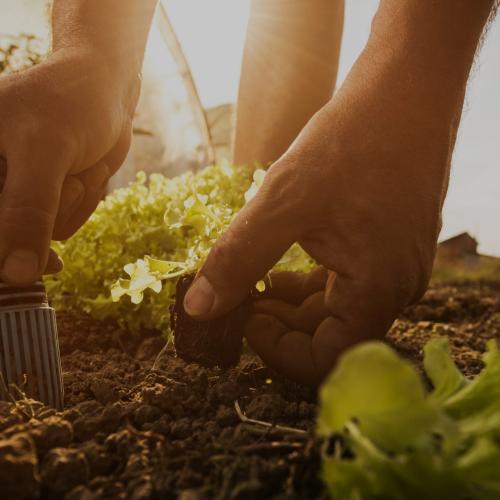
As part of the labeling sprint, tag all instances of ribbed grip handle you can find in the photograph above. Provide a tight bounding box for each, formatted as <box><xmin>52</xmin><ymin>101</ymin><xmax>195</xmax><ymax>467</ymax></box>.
<box><xmin>0</xmin><ymin>281</ymin><xmax>49</xmax><ymax>310</ymax></box>
<box><xmin>0</xmin><ymin>282</ymin><xmax>63</xmax><ymax>410</ymax></box>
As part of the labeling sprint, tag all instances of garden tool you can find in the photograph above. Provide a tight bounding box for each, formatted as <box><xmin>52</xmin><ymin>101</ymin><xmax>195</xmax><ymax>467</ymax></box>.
<box><xmin>0</xmin><ymin>157</ymin><xmax>63</xmax><ymax>409</ymax></box>
<box><xmin>0</xmin><ymin>281</ymin><xmax>64</xmax><ymax>410</ymax></box>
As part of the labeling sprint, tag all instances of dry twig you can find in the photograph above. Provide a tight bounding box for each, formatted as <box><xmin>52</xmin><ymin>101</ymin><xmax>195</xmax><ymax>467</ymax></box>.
<box><xmin>234</xmin><ymin>400</ymin><xmax>308</xmax><ymax>438</ymax></box>
<box><xmin>0</xmin><ymin>373</ymin><xmax>34</xmax><ymax>419</ymax></box>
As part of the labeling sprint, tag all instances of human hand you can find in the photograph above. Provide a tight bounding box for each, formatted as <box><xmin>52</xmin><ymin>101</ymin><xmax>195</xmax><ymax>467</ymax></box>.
<box><xmin>182</xmin><ymin>0</ymin><xmax>494</xmax><ymax>384</ymax></box>
<box><xmin>183</xmin><ymin>46</ymin><xmax>466</xmax><ymax>384</ymax></box>
<box><xmin>0</xmin><ymin>157</ymin><xmax>61</xmax><ymax>276</ymax></box>
<box><xmin>247</xmin><ymin>267</ymin><xmax>333</xmax><ymax>346</ymax></box>
<box><xmin>0</xmin><ymin>47</ymin><xmax>139</xmax><ymax>285</ymax></box>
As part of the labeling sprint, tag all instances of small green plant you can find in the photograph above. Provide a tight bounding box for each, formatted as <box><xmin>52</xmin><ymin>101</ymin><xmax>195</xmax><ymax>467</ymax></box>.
<box><xmin>47</xmin><ymin>164</ymin><xmax>314</xmax><ymax>332</ymax></box>
<box><xmin>318</xmin><ymin>337</ymin><xmax>500</xmax><ymax>499</ymax></box>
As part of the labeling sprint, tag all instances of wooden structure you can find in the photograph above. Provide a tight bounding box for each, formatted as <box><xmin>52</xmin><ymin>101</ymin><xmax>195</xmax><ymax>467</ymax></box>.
<box><xmin>437</xmin><ymin>232</ymin><xmax>478</xmax><ymax>261</ymax></box>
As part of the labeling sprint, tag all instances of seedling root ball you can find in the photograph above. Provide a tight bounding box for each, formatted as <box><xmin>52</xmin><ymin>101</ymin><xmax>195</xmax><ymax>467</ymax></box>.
<box><xmin>170</xmin><ymin>274</ymin><xmax>250</xmax><ymax>368</ymax></box>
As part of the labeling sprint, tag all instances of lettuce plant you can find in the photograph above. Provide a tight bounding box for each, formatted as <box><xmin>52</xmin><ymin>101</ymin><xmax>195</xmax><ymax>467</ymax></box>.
<box><xmin>47</xmin><ymin>164</ymin><xmax>314</xmax><ymax>333</ymax></box>
<box><xmin>318</xmin><ymin>338</ymin><xmax>500</xmax><ymax>499</ymax></box>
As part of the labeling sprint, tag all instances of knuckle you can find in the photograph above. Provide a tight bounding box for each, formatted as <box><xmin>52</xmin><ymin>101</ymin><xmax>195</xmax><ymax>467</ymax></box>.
<box><xmin>264</xmin><ymin>163</ymin><xmax>305</xmax><ymax>217</ymax></box>
<box><xmin>13</xmin><ymin>116</ymin><xmax>77</xmax><ymax>163</ymax></box>
<box><xmin>104</xmin><ymin>127</ymin><xmax>132</xmax><ymax>173</ymax></box>
<box><xmin>62</xmin><ymin>175</ymin><xmax>85</xmax><ymax>195</ymax></box>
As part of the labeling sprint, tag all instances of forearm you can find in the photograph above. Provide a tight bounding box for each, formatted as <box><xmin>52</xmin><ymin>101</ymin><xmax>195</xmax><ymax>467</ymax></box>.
<box><xmin>51</xmin><ymin>0</ymin><xmax>158</xmax><ymax>77</ymax></box>
<box><xmin>303</xmin><ymin>0</ymin><xmax>496</xmax><ymax>214</ymax></box>
<box><xmin>339</xmin><ymin>0</ymin><xmax>495</xmax><ymax>128</ymax></box>
<box><xmin>233</xmin><ymin>0</ymin><xmax>344</xmax><ymax>166</ymax></box>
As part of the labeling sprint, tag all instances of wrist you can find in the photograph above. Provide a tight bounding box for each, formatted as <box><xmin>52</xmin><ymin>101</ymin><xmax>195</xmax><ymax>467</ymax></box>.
<box><xmin>332</xmin><ymin>0</ymin><xmax>493</xmax><ymax>134</ymax></box>
<box><xmin>50</xmin><ymin>43</ymin><xmax>140</xmax><ymax>89</ymax></box>
<box><xmin>363</xmin><ymin>0</ymin><xmax>493</xmax><ymax>110</ymax></box>
<box><xmin>51</xmin><ymin>0</ymin><xmax>157</xmax><ymax>82</ymax></box>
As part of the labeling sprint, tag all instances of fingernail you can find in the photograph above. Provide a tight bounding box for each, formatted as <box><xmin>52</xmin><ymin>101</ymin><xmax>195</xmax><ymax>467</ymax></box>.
<box><xmin>184</xmin><ymin>275</ymin><xmax>215</xmax><ymax>317</ymax></box>
<box><xmin>2</xmin><ymin>250</ymin><xmax>40</xmax><ymax>284</ymax></box>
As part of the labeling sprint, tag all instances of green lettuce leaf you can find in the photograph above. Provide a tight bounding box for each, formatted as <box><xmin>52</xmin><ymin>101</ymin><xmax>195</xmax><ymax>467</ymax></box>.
<box><xmin>317</xmin><ymin>342</ymin><xmax>438</xmax><ymax>452</ymax></box>
<box><xmin>319</xmin><ymin>338</ymin><xmax>500</xmax><ymax>499</ymax></box>
<box><xmin>424</xmin><ymin>337</ymin><xmax>468</xmax><ymax>403</ymax></box>
<box><xmin>445</xmin><ymin>340</ymin><xmax>500</xmax><ymax>421</ymax></box>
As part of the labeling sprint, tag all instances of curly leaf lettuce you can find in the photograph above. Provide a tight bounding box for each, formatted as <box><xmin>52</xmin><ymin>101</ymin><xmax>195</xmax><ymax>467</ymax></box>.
<box><xmin>47</xmin><ymin>164</ymin><xmax>314</xmax><ymax>332</ymax></box>
<box><xmin>110</xmin><ymin>256</ymin><xmax>187</xmax><ymax>305</ymax></box>
<box><xmin>109</xmin><ymin>166</ymin><xmax>314</xmax><ymax>313</ymax></box>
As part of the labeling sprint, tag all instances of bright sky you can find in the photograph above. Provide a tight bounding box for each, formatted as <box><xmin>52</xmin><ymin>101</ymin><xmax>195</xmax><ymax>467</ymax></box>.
<box><xmin>1</xmin><ymin>0</ymin><xmax>500</xmax><ymax>255</ymax></box>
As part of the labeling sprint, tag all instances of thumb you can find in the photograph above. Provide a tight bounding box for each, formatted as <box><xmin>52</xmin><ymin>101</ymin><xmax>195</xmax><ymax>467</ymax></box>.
<box><xmin>184</xmin><ymin>181</ymin><xmax>300</xmax><ymax>320</ymax></box>
<box><xmin>0</xmin><ymin>148</ymin><xmax>65</xmax><ymax>285</ymax></box>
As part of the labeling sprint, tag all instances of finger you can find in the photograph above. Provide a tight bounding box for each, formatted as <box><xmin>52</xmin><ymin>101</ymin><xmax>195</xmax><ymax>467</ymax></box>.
<box><xmin>245</xmin><ymin>313</ymin><xmax>323</xmax><ymax>385</ymax></box>
<box><xmin>0</xmin><ymin>147</ymin><xmax>66</xmax><ymax>285</ymax></box>
<box><xmin>246</xmin><ymin>274</ymin><xmax>398</xmax><ymax>385</ymax></box>
<box><xmin>53</xmin><ymin>176</ymin><xmax>85</xmax><ymax>237</ymax></box>
<box><xmin>184</xmin><ymin>173</ymin><xmax>302</xmax><ymax>320</ymax></box>
<box><xmin>53</xmin><ymin>161</ymin><xmax>109</xmax><ymax>240</ymax></box>
<box><xmin>44</xmin><ymin>248</ymin><xmax>64</xmax><ymax>275</ymax></box>
<box><xmin>257</xmin><ymin>266</ymin><xmax>328</xmax><ymax>304</ymax></box>
<box><xmin>54</xmin><ymin>125</ymin><xmax>124</xmax><ymax>240</ymax></box>
<box><xmin>254</xmin><ymin>291</ymin><xmax>330</xmax><ymax>333</ymax></box>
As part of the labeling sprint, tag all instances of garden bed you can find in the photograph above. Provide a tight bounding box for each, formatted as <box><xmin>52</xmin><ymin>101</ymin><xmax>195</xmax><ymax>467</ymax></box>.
<box><xmin>1</xmin><ymin>282</ymin><xmax>499</xmax><ymax>500</ymax></box>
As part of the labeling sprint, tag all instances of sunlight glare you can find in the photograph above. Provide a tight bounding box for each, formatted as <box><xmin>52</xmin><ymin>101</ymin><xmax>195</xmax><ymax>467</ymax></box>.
<box><xmin>162</xmin><ymin>0</ymin><xmax>251</xmax><ymax>107</ymax></box>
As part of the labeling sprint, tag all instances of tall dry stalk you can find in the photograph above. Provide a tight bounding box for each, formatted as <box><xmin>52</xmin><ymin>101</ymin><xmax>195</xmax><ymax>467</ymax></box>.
<box><xmin>156</xmin><ymin>3</ymin><xmax>216</xmax><ymax>169</ymax></box>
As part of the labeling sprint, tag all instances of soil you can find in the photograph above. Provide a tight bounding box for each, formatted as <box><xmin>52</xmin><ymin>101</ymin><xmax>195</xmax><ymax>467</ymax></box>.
<box><xmin>0</xmin><ymin>282</ymin><xmax>499</xmax><ymax>500</ymax></box>
<box><xmin>171</xmin><ymin>275</ymin><xmax>248</xmax><ymax>369</ymax></box>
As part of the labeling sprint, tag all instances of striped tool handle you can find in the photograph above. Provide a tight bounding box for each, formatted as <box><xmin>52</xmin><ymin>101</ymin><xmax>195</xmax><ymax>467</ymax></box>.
<box><xmin>0</xmin><ymin>282</ymin><xmax>64</xmax><ymax>410</ymax></box>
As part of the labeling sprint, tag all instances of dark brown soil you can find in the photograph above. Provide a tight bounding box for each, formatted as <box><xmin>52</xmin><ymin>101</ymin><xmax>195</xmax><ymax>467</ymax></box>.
<box><xmin>171</xmin><ymin>275</ymin><xmax>248</xmax><ymax>369</ymax></box>
<box><xmin>1</xmin><ymin>282</ymin><xmax>499</xmax><ymax>499</ymax></box>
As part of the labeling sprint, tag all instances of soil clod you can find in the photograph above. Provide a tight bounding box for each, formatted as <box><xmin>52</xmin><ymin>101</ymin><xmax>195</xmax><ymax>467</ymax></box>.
<box><xmin>170</xmin><ymin>274</ymin><xmax>248</xmax><ymax>369</ymax></box>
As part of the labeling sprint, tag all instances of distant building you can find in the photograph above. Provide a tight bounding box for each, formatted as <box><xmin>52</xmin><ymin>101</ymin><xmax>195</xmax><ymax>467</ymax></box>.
<box><xmin>437</xmin><ymin>232</ymin><xmax>478</xmax><ymax>261</ymax></box>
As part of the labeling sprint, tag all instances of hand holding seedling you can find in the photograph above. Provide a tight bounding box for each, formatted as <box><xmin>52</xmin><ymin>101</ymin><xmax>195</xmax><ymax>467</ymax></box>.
<box><xmin>185</xmin><ymin>0</ymin><xmax>496</xmax><ymax>384</ymax></box>
<box><xmin>0</xmin><ymin>0</ymin><xmax>156</xmax><ymax>286</ymax></box>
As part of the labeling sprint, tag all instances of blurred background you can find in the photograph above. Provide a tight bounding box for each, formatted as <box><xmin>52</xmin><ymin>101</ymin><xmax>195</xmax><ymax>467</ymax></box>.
<box><xmin>1</xmin><ymin>0</ymin><xmax>499</xmax><ymax>258</ymax></box>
